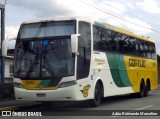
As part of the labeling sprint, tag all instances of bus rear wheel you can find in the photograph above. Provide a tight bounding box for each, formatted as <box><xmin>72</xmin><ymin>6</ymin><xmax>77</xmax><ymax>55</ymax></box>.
<box><xmin>144</xmin><ymin>81</ymin><xmax>150</xmax><ymax>97</ymax></box>
<box><xmin>90</xmin><ymin>82</ymin><xmax>102</xmax><ymax>107</ymax></box>
<box><xmin>137</xmin><ymin>82</ymin><xmax>145</xmax><ymax>98</ymax></box>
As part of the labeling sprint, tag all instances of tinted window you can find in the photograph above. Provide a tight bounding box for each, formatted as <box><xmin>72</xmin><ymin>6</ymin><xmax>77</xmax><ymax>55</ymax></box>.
<box><xmin>93</xmin><ymin>26</ymin><xmax>117</xmax><ymax>52</ymax></box>
<box><xmin>129</xmin><ymin>37</ymin><xmax>138</xmax><ymax>55</ymax></box>
<box><xmin>77</xmin><ymin>22</ymin><xmax>91</xmax><ymax>79</ymax></box>
<box><xmin>93</xmin><ymin>25</ymin><xmax>156</xmax><ymax>59</ymax></box>
<box><xmin>118</xmin><ymin>34</ymin><xmax>129</xmax><ymax>54</ymax></box>
<box><xmin>107</xmin><ymin>30</ymin><xmax>118</xmax><ymax>52</ymax></box>
<box><xmin>19</xmin><ymin>21</ymin><xmax>75</xmax><ymax>39</ymax></box>
<box><xmin>151</xmin><ymin>43</ymin><xmax>156</xmax><ymax>59</ymax></box>
<box><xmin>93</xmin><ymin>26</ymin><xmax>108</xmax><ymax>51</ymax></box>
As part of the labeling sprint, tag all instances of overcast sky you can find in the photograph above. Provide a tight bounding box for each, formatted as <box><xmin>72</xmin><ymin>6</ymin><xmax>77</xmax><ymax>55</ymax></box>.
<box><xmin>0</xmin><ymin>0</ymin><xmax>160</xmax><ymax>54</ymax></box>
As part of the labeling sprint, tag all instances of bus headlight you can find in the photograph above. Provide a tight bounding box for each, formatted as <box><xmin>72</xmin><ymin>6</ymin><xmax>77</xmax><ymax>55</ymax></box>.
<box><xmin>59</xmin><ymin>80</ymin><xmax>77</xmax><ymax>88</ymax></box>
<box><xmin>13</xmin><ymin>82</ymin><xmax>24</xmax><ymax>89</ymax></box>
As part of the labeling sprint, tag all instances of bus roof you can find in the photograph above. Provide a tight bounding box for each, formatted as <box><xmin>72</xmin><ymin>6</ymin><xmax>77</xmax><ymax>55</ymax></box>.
<box><xmin>21</xmin><ymin>17</ymin><xmax>92</xmax><ymax>25</ymax></box>
<box><xmin>95</xmin><ymin>22</ymin><xmax>154</xmax><ymax>43</ymax></box>
<box><xmin>21</xmin><ymin>17</ymin><xmax>154</xmax><ymax>43</ymax></box>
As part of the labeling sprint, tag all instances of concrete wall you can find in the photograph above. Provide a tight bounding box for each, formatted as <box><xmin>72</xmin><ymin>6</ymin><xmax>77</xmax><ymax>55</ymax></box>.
<box><xmin>4</xmin><ymin>57</ymin><xmax>13</xmax><ymax>83</ymax></box>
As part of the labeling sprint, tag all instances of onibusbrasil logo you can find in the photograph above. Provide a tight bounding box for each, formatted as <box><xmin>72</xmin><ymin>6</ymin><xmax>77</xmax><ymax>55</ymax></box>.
<box><xmin>2</xmin><ymin>111</ymin><xmax>42</xmax><ymax>117</ymax></box>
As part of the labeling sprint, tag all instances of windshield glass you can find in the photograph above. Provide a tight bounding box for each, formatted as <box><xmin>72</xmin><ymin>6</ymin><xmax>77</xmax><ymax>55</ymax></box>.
<box><xmin>14</xmin><ymin>21</ymin><xmax>75</xmax><ymax>79</ymax></box>
<box><xmin>14</xmin><ymin>38</ymin><xmax>74</xmax><ymax>78</ymax></box>
<box><xmin>20</xmin><ymin>21</ymin><xmax>75</xmax><ymax>38</ymax></box>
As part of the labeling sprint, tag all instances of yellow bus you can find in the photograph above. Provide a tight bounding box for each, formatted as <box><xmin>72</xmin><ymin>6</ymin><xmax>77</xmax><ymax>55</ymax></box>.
<box><xmin>3</xmin><ymin>17</ymin><xmax>158</xmax><ymax>107</ymax></box>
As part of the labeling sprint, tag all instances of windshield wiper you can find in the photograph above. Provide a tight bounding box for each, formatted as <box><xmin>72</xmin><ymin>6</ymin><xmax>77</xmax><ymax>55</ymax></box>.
<box><xmin>42</xmin><ymin>55</ymin><xmax>56</xmax><ymax>78</ymax></box>
<box><xmin>25</xmin><ymin>47</ymin><xmax>56</xmax><ymax>78</ymax></box>
<box><xmin>25</xmin><ymin>55</ymin><xmax>40</xmax><ymax>78</ymax></box>
<box><xmin>35</xmin><ymin>48</ymin><xmax>39</xmax><ymax>68</ymax></box>
<box><xmin>24</xmin><ymin>46</ymin><xmax>40</xmax><ymax>78</ymax></box>
<box><xmin>43</xmin><ymin>46</ymin><xmax>47</xmax><ymax>66</ymax></box>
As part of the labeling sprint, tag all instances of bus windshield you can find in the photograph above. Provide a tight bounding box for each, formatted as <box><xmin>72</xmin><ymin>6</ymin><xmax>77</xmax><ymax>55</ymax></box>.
<box><xmin>14</xmin><ymin>21</ymin><xmax>75</xmax><ymax>79</ymax></box>
<box><xmin>19</xmin><ymin>21</ymin><xmax>75</xmax><ymax>38</ymax></box>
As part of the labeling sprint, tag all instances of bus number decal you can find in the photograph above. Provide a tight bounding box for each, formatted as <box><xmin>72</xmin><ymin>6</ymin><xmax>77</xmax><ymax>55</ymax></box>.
<box><xmin>26</xmin><ymin>80</ymin><xmax>35</xmax><ymax>85</ymax></box>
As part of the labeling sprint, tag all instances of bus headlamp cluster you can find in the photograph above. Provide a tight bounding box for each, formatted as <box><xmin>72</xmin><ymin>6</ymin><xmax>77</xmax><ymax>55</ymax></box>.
<box><xmin>13</xmin><ymin>82</ymin><xmax>24</xmax><ymax>89</ymax></box>
<box><xmin>59</xmin><ymin>80</ymin><xmax>77</xmax><ymax>88</ymax></box>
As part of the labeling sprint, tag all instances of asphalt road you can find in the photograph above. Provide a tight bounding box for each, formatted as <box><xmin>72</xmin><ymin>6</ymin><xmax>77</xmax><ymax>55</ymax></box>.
<box><xmin>31</xmin><ymin>89</ymin><xmax>160</xmax><ymax>110</ymax></box>
<box><xmin>1</xmin><ymin>89</ymin><xmax>160</xmax><ymax>119</ymax></box>
<box><xmin>27</xmin><ymin>89</ymin><xmax>160</xmax><ymax>117</ymax></box>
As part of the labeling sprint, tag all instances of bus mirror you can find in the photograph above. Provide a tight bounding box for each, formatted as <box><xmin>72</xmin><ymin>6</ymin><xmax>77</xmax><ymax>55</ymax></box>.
<box><xmin>2</xmin><ymin>38</ymin><xmax>12</xmax><ymax>57</ymax></box>
<box><xmin>71</xmin><ymin>34</ymin><xmax>80</xmax><ymax>55</ymax></box>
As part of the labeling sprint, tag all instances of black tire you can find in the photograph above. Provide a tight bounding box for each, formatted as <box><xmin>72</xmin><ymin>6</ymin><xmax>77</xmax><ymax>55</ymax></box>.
<box><xmin>90</xmin><ymin>82</ymin><xmax>102</xmax><ymax>107</ymax></box>
<box><xmin>138</xmin><ymin>82</ymin><xmax>145</xmax><ymax>98</ymax></box>
<box><xmin>144</xmin><ymin>82</ymin><xmax>149</xmax><ymax>97</ymax></box>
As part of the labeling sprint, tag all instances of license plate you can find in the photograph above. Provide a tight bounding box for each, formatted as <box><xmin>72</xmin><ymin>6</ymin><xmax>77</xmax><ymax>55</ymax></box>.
<box><xmin>36</xmin><ymin>93</ymin><xmax>46</xmax><ymax>97</ymax></box>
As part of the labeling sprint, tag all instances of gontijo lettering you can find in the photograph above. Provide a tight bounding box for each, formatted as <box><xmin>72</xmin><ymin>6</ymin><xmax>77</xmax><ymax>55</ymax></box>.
<box><xmin>95</xmin><ymin>58</ymin><xmax>105</xmax><ymax>62</ymax></box>
<box><xmin>129</xmin><ymin>59</ymin><xmax>145</xmax><ymax>68</ymax></box>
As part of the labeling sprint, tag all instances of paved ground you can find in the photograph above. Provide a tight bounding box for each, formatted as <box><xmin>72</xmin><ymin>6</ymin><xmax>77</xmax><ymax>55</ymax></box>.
<box><xmin>0</xmin><ymin>99</ymin><xmax>40</xmax><ymax>111</ymax></box>
<box><xmin>0</xmin><ymin>87</ymin><xmax>160</xmax><ymax>119</ymax></box>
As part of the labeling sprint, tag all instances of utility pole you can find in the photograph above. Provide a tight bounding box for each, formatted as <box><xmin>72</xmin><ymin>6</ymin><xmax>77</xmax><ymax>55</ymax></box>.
<box><xmin>0</xmin><ymin>3</ymin><xmax>5</xmax><ymax>84</ymax></box>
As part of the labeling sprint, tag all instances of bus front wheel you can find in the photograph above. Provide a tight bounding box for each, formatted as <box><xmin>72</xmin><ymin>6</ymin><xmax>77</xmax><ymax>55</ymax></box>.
<box><xmin>144</xmin><ymin>81</ymin><xmax>150</xmax><ymax>97</ymax></box>
<box><xmin>90</xmin><ymin>82</ymin><xmax>102</xmax><ymax>107</ymax></box>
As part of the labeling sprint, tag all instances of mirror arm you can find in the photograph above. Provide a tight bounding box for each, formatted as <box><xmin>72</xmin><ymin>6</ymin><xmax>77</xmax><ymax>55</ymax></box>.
<box><xmin>75</xmin><ymin>52</ymin><xmax>79</xmax><ymax>56</ymax></box>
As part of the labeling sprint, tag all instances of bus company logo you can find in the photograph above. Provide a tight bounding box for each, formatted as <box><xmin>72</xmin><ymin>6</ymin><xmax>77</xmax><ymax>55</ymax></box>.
<box><xmin>80</xmin><ymin>85</ymin><xmax>91</xmax><ymax>97</ymax></box>
<box><xmin>129</xmin><ymin>59</ymin><xmax>146</xmax><ymax>68</ymax></box>
<box><xmin>95</xmin><ymin>58</ymin><xmax>105</xmax><ymax>65</ymax></box>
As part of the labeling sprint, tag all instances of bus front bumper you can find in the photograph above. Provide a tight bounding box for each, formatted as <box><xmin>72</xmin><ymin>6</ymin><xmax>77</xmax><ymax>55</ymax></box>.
<box><xmin>14</xmin><ymin>85</ymin><xmax>83</xmax><ymax>101</ymax></box>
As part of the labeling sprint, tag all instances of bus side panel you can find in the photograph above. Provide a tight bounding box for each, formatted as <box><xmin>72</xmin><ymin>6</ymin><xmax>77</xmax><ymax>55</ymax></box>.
<box><xmin>124</xmin><ymin>56</ymin><xmax>158</xmax><ymax>92</ymax></box>
<box><xmin>92</xmin><ymin>52</ymin><xmax>134</xmax><ymax>97</ymax></box>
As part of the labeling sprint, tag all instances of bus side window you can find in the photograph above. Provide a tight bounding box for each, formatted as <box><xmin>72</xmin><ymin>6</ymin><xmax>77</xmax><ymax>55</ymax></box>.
<box><xmin>118</xmin><ymin>33</ymin><xmax>125</xmax><ymax>53</ymax></box>
<box><xmin>139</xmin><ymin>40</ymin><xmax>145</xmax><ymax>57</ymax></box>
<box><xmin>107</xmin><ymin>31</ymin><xmax>117</xmax><ymax>52</ymax></box>
<box><xmin>77</xmin><ymin>22</ymin><xmax>91</xmax><ymax>79</ymax></box>
<box><xmin>147</xmin><ymin>43</ymin><xmax>151</xmax><ymax>59</ymax></box>
<box><xmin>135</xmin><ymin>39</ymin><xmax>140</xmax><ymax>56</ymax></box>
<box><xmin>93</xmin><ymin>26</ymin><xmax>108</xmax><ymax>51</ymax></box>
<box><xmin>93</xmin><ymin>26</ymin><xmax>99</xmax><ymax>51</ymax></box>
<box><xmin>129</xmin><ymin>37</ymin><xmax>136</xmax><ymax>55</ymax></box>
<box><xmin>151</xmin><ymin>43</ymin><xmax>156</xmax><ymax>59</ymax></box>
<box><xmin>144</xmin><ymin>42</ymin><xmax>149</xmax><ymax>59</ymax></box>
<box><xmin>98</xmin><ymin>28</ymin><xmax>108</xmax><ymax>51</ymax></box>
<box><xmin>118</xmin><ymin>34</ymin><xmax>129</xmax><ymax>54</ymax></box>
